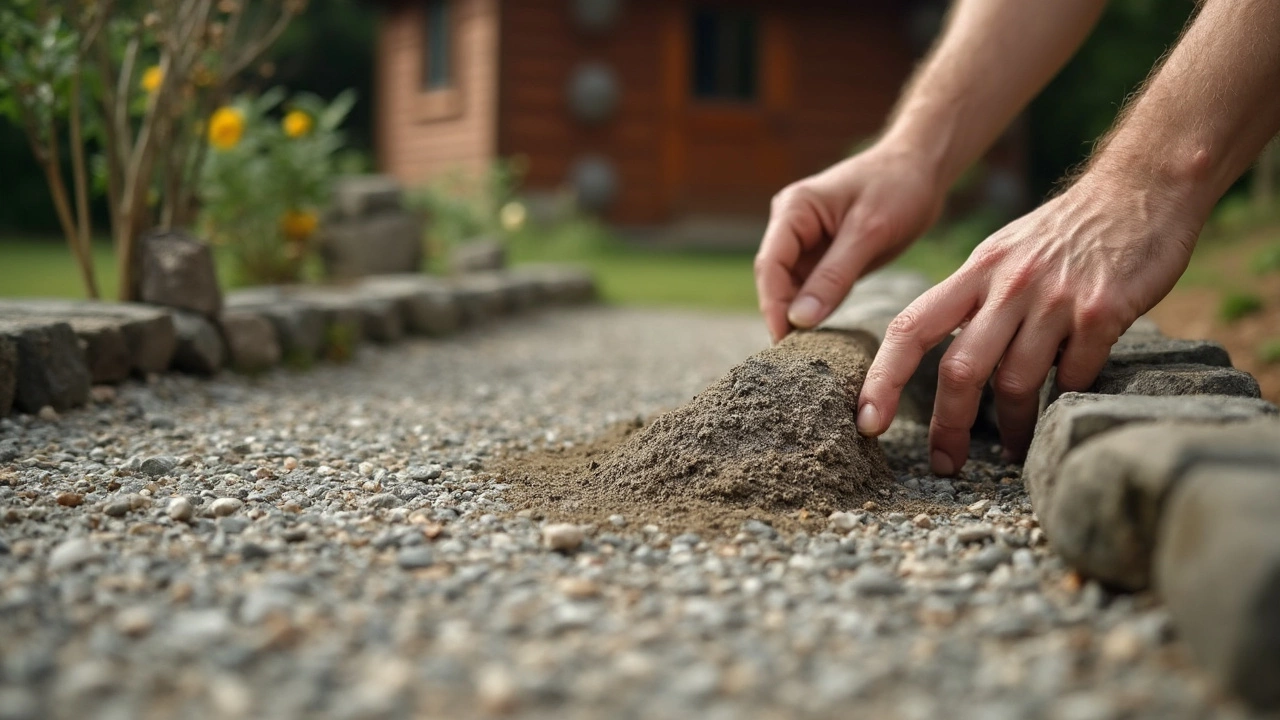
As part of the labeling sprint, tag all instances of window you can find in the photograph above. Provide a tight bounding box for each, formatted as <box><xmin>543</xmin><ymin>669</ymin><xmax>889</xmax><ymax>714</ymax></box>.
<box><xmin>691</xmin><ymin>8</ymin><xmax>759</xmax><ymax>102</ymax></box>
<box><xmin>423</xmin><ymin>0</ymin><xmax>452</xmax><ymax>90</ymax></box>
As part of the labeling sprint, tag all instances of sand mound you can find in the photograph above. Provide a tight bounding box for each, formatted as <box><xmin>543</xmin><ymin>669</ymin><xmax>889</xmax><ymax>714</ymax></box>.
<box><xmin>498</xmin><ymin>330</ymin><xmax>895</xmax><ymax>534</ymax></box>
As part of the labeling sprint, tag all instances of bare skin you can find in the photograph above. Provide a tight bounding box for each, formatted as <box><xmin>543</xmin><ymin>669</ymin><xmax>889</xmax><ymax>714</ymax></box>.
<box><xmin>756</xmin><ymin>0</ymin><xmax>1280</xmax><ymax>476</ymax></box>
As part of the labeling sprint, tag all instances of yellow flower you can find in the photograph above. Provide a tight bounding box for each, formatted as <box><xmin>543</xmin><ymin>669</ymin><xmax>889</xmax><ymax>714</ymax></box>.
<box><xmin>141</xmin><ymin>66</ymin><xmax>163</xmax><ymax>94</ymax></box>
<box><xmin>282</xmin><ymin>110</ymin><xmax>313</xmax><ymax>138</ymax></box>
<box><xmin>499</xmin><ymin>201</ymin><xmax>527</xmax><ymax>233</ymax></box>
<box><xmin>280</xmin><ymin>209</ymin><xmax>319</xmax><ymax>242</ymax></box>
<box><xmin>207</xmin><ymin>107</ymin><xmax>245</xmax><ymax>150</ymax></box>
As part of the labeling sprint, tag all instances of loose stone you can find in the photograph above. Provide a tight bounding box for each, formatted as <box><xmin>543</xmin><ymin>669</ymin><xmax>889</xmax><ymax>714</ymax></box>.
<box><xmin>543</xmin><ymin>523</ymin><xmax>585</xmax><ymax>552</ymax></box>
<box><xmin>167</xmin><ymin>497</ymin><xmax>194</xmax><ymax>522</ymax></box>
<box><xmin>209</xmin><ymin>498</ymin><xmax>244</xmax><ymax>517</ymax></box>
<box><xmin>397</xmin><ymin>547</ymin><xmax>435</xmax><ymax>570</ymax></box>
<box><xmin>56</xmin><ymin>492</ymin><xmax>83</xmax><ymax>507</ymax></box>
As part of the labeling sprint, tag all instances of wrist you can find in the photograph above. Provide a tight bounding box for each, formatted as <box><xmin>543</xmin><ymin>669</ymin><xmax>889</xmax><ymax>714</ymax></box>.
<box><xmin>1085</xmin><ymin>135</ymin><xmax>1221</xmax><ymax>226</ymax></box>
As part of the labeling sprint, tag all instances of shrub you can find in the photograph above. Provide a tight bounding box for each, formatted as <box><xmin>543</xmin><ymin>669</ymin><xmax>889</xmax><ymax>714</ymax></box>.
<box><xmin>1219</xmin><ymin>292</ymin><xmax>1265</xmax><ymax>323</ymax></box>
<box><xmin>409</xmin><ymin>157</ymin><xmax>527</xmax><ymax>260</ymax></box>
<box><xmin>199</xmin><ymin>88</ymin><xmax>355</xmax><ymax>285</ymax></box>
<box><xmin>1259</xmin><ymin>339</ymin><xmax>1280</xmax><ymax>366</ymax></box>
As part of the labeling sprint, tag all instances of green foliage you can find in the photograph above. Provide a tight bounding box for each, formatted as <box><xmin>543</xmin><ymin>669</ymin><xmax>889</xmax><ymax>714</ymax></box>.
<box><xmin>199</xmin><ymin>88</ymin><xmax>355</xmax><ymax>285</ymax></box>
<box><xmin>409</xmin><ymin>157</ymin><xmax>528</xmax><ymax>261</ymax></box>
<box><xmin>1219</xmin><ymin>292</ymin><xmax>1264</xmax><ymax>323</ymax></box>
<box><xmin>1253</xmin><ymin>243</ymin><xmax>1280</xmax><ymax>276</ymax></box>
<box><xmin>1259</xmin><ymin>339</ymin><xmax>1280</xmax><ymax>366</ymax></box>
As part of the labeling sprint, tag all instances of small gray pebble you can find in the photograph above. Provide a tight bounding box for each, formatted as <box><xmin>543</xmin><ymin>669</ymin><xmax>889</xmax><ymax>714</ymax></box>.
<box><xmin>397</xmin><ymin>547</ymin><xmax>435</xmax><ymax>570</ymax></box>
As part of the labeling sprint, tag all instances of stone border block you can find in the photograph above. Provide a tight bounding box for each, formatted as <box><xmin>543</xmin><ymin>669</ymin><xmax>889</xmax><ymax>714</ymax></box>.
<box><xmin>226</xmin><ymin>289</ymin><xmax>327</xmax><ymax>366</ymax></box>
<box><xmin>1155</xmin><ymin>460</ymin><xmax>1280</xmax><ymax>710</ymax></box>
<box><xmin>1047</xmin><ymin>419</ymin><xmax>1280</xmax><ymax>590</ymax></box>
<box><xmin>1024</xmin><ymin>393</ymin><xmax>1277</xmax><ymax>539</ymax></box>
<box><xmin>219</xmin><ymin>311</ymin><xmax>281</xmax><ymax>373</ymax></box>
<box><xmin>0</xmin><ymin>319</ymin><xmax>92</xmax><ymax>413</ymax></box>
<box><xmin>171</xmin><ymin>311</ymin><xmax>226</xmax><ymax>376</ymax></box>
<box><xmin>1107</xmin><ymin>336</ymin><xmax>1232</xmax><ymax>369</ymax></box>
<box><xmin>0</xmin><ymin>336</ymin><xmax>15</xmax><ymax>417</ymax></box>
<box><xmin>0</xmin><ymin>300</ymin><xmax>178</xmax><ymax>377</ymax></box>
<box><xmin>358</xmin><ymin>275</ymin><xmax>463</xmax><ymax>337</ymax></box>
<box><xmin>509</xmin><ymin>264</ymin><xmax>597</xmax><ymax>304</ymax></box>
<box><xmin>1042</xmin><ymin>362</ymin><xmax>1262</xmax><ymax>410</ymax></box>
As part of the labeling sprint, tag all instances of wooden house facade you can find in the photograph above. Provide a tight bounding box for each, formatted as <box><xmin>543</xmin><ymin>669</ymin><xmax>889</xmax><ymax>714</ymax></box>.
<box><xmin>371</xmin><ymin>0</ymin><xmax>1017</xmax><ymax>232</ymax></box>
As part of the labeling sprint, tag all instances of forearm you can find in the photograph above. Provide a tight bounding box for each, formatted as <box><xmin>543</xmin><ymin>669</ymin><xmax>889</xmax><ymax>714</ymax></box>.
<box><xmin>881</xmin><ymin>0</ymin><xmax>1108</xmax><ymax>190</ymax></box>
<box><xmin>1087</xmin><ymin>0</ymin><xmax>1280</xmax><ymax>225</ymax></box>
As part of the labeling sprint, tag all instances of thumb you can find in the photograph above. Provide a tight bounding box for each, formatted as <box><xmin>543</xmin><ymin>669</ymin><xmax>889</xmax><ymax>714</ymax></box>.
<box><xmin>788</xmin><ymin>212</ymin><xmax>881</xmax><ymax>329</ymax></box>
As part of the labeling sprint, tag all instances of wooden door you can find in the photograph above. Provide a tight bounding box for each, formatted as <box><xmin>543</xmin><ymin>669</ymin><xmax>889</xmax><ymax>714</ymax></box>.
<box><xmin>660</xmin><ymin>0</ymin><xmax>795</xmax><ymax>218</ymax></box>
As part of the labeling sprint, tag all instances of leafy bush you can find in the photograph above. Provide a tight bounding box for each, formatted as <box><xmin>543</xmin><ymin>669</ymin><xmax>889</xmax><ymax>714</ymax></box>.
<box><xmin>1219</xmin><ymin>292</ymin><xmax>1264</xmax><ymax>323</ymax></box>
<box><xmin>409</xmin><ymin>157</ymin><xmax>527</xmax><ymax>262</ymax></box>
<box><xmin>1252</xmin><ymin>242</ymin><xmax>1280</xmax><ymax>276</ymax></box>
<box><xmin>199</xmin><ymin>88</ymin><xmax>355</xmax><ymax>285</ymax></box>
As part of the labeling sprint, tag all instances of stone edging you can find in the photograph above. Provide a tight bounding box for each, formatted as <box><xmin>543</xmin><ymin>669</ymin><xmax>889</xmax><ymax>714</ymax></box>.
<box><xmin>824</xmin><ymin>270</ymin><xmax>1280</xmax><ymax>711</ymax></box>
<box><xmin>0</xmin><ymin>264</ymin><xmax>597</xmax><ymax>419</ymax></box>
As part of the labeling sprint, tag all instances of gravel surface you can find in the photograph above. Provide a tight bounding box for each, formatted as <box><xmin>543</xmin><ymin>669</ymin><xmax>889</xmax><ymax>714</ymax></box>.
<box><xmin>0</xmin><ymin>308</ymin><xmax>1263</xmax><ymax>719</ymax></box>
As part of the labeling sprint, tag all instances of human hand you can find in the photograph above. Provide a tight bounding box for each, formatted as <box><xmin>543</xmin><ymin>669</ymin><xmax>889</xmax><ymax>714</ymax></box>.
<box><xmin>856</xmin><ymin>171</ymin><xmax>1203</xmax><ymax>475</ymax></box>
<box><xmin>754</xmin><ymin>143</ymin><xmax>947</xmax><ymax>343</ymax></box>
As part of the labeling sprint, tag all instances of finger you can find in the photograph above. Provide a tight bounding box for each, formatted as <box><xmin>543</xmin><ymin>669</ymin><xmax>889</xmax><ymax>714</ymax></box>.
<box><xmin>858</xmin><ymin>275</ymin><xmax>981</xmax><ymax>437</ymax></box>
<box><xmin>788</xmin><ymin>210</ymin><xmax>880</xmax><ymax>329</ymax></box>
<box><xmin>1055</xmin><ymin>329</ymin><xmax>1115</xmax><ymax>394</ymax></box>
<box><xmin>928</xmin><ymin>304</ymin><xmax>1022</xmax><ymax>476</ymax></box>
<box><xmin>755</xmin><ymin>197</ymin><xmax>822</xmax><ymax>343</ymax></box>
<box><xmin>991</xmin><ymin>315</ymin><xmax>1069</xmax><ymax>461</ymax></box>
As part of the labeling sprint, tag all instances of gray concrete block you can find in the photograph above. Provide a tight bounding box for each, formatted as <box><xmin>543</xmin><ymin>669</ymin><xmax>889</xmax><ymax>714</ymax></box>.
<box><xmin>171</xmin><ymin>311</ymin><xmax>225</xmax><ymax>376</ymax></box>
<box><xmin>1155</xmin><ymin>460</ymin><xmax>1280</xmax><ymax>710</ymax></box>
<box><xmin>358</xmin><ymin>275</ymin><xmax>462</xmax><ymax>337</ymax></box>
<box><xmin>1108</xmin><ymin>336</ymin><xmax>1232</xmax><ymax>369</ymax></box>
<box><xmin>509</xmin><ymin>264</ymin><xmax>597</xmax><ymax>304</ymax></box>
<box><xmin>290</xmin><ymin>287</ymin><xmax>404</xmax><ymax>344</ymax></box>
<box><xmin>138</xmin><ymin>229</ymin><xmax>223</xmax><ymax>317</ymax></box>
<box><xmin>1024</xmin><ymin>393</ymin><xmax>1278</xmax><ymax>531</ymax></box>
<box><xmin>318</xmin><ymin>212</ymin><xmax>424</xmax><ymax>280</ymax></box>
<box><xmin>1048</xmin><ymin>420</ymin><xmax>1280</xmax><ymax>590</ymax></box>
<box><xmin>0</xmin><ymin>319</ymin><xmax>91</xmax><ymax>413</ymax></box>
<box><xmin>0</xmin><ymin>300</ymin><xmax>177</xmax><ymax>376</ymax></box>
<box><xmin>226</xmin><ymin>289</ymin><xmax>327</xmax><ymax>365</ymax></box>
<box><xmin>451</xmin><ymin>274</ymin><xmax>509</xmax><ymax>324</ymax></box>
<box><xmin>450</xmin><ymin>238</ymin><xmax>506</xmax><ymax>274</ymax></box>
<box><xmin>1042</xmin><ymin>363</ymin><xmax>1262</xmax><ymax>410</ymax></box>
<box><xmin>219</xmin><ymin>311</ymin><xmax>281</xmax><ymax>373</ymax></box>
<box><xmin>0</xmin><ymin>336</ymin><xmax>15</xmax><ymax>417</ymax></box>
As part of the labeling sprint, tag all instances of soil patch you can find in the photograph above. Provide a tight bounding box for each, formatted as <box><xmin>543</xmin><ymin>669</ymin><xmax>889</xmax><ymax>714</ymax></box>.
<box><xmin>495</xmin><ymin>330</ymin><xmax>900</xmax><ymax>536</ymax></box>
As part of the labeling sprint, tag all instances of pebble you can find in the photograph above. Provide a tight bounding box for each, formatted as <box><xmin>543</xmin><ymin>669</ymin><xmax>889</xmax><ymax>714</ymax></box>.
<box><xmin>209</xmin><ymin>498</ymin><xmax>244</xmax><ymax>517</ymax></box>
<box><xmin>114</xmin><ymin>607</ymin><xmax>155</xmax><ymax>638</ymax></box>
<box><xmin>397</xmin><ymin>547</ymin><xmax>435</xmax><ymax>570</ymax></box>
<box><xmin>47</xmin><ymin>537</ymin><xmax>99</xmax><ymax>572</ymax></box>
<box><xmin>139</xmin><ymin>456</ymin><xmax>177</xmax><ymax>477</ymax></box>
<box><xmin>970</xmin><ymin>545</ymin><xmax>1013</xmax><ymax>572</ymax></box>
<box><xmin>37</xmin><ymin>406</ymin><xmax>59</xmax><ymax>422</ymax></box>
<box><xmin>850</xmin><ymin>566</ymin><xmax>904</xmax><ymax>596</ymax></box>
<box><xmin>56</xmin><ymin>492</ymin><xmax>84</xmax><ymax>507</ymax></box>
<box><xmin>956</xmin><ymin>525</ymin><xmax>994</xmax><ymax>544</ymax></box>
<box><xmin>102</xmin><ymin>498</ymin><xmax>131</xmax><ymax>517</ymax></box>
<box><xmin>167</xmin><ymin>497</ymin><xmax>194</xmax><ymax>522</ymax></box>
<box><xmin>912</xmin><ymin>513</ymin><xmax>934</xmax><ymax>529</ymax></box>
<box><xmin>558</xmin><ymin>577</ymin><xmax>602</xmax><ymax>600</ymax></box>
<box><xmin>542</xmin><ymin>523</ymin><xmax>585</xmax><ymax>552</ymax></box>
<box><xmin>828</xmin><ymin>511</ymin><xmax>861</xmax><ymax>531</ymax></box>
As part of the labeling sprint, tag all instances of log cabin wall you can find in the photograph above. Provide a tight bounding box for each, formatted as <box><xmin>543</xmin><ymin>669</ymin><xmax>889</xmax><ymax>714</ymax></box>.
<box><xmin>496</xmin><ymin>0</ymin><xmax>918</xmax><ymax>225</ymax></box>
<box><xmin>375</xmin><ymin>0</ymin><xmax>500</xmax><ymax>186</ymax></box>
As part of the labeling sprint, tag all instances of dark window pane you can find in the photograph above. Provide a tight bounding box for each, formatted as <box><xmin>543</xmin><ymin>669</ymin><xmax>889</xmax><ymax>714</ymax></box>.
<box><xmin>425</xmin><ymin>0</ymin><xmax>451</xmax><ymax>90</ymax></box>
<box><xmin>691</xmin><ymin>8</ymin><xmax>758</xmax><ymax>102</ymax></box>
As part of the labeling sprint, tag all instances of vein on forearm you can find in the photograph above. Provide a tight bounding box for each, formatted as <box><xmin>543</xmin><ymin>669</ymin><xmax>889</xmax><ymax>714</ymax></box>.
<box><xmin>1088</xmin><ymin>0</ymin><xmax>1280</xmax><ymax>220</ymax></box>
<box><xmin>884</xmin><ymin>0</ymin><xmax>1109</xmax><ymax>190</ymax></box>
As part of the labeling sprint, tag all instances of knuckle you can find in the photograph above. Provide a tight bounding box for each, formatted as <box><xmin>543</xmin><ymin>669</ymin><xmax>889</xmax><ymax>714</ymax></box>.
<box><xmin>993</xmin><ymin>367</ymin><xmax>1038</xmax><ymax>399</ymax></box>
<box><xmin>771</xmin><ymin>183</ymin><xmax>808</xmax><ymax>213</ymax></box>
<box><xmin>886</xmin><ymin>306</ymin><xmax>923</xmax><ymax>341</ymax></box>
<box><xmin>858</xmin><ymin>213</ymin><xmax>891</xmax><ymax>241</ymax></box>
<box><xmin>808</xmin><ymin>263</ymin><xmax>850</xmax><ymax>294</ymax></box>
<box><xmin>938</xmin><ymin>354</ymin><xmax>984</xmax><ymax>390</ymax></box>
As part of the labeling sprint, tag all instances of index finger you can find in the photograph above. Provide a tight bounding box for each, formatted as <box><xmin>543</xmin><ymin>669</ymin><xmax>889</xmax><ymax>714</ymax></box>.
<box><xmin>754</xmin><ymin>207</ymin><xmax>811</xmax><ymax>343</ymax></box>
<box><xmin>857</xmin><ymin>276</ymin><xmax>979</xmax><ymax>436</ymax></box>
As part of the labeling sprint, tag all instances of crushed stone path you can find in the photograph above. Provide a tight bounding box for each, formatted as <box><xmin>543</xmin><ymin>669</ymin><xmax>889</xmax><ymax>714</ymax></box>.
<box><xmin>0</xmin><ymin>308</ymin><xmax>1261</xmax><ymax>720</ymax></box>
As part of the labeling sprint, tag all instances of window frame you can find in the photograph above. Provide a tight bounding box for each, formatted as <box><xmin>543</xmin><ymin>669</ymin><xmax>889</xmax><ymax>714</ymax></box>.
<box><xmin>415</xmin><ymin>0</ymin><xmax>463</xmax><ymax>123</ymax></box>
<box><xmin>689</xmin><ymin>6</ymin><xmax>761</xmax><ymax>104</ymax></box>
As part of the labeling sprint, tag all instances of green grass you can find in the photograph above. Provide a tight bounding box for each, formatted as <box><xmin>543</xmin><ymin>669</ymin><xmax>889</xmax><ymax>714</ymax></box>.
<box><xmin>1</xmin><ymin>237</ymin><xmax>121</xmax><ymax>299</ymax></box>
<box><xmin>1260</xmin><ymin>339</ymin><xmax>1280</xmax><ymax>366</ymax></box>
<box><xmin>1219</xmin><ymin>292</ymin><xmax>1265</xmax><ymax>323</ymax></box>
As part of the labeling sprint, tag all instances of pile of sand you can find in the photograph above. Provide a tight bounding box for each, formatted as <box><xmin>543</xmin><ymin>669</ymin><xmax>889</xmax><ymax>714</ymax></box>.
<box><xmin>498</xmin><ymin>330</ymin><xmax>895</xmax><ymax>534</ymax></box>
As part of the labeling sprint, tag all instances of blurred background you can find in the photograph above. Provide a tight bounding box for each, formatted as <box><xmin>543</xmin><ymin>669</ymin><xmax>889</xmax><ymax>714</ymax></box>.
<box><xmin>1</xmin><ymin>0</ymin><xmax>1276</xmax><ymax>398</ymax></box>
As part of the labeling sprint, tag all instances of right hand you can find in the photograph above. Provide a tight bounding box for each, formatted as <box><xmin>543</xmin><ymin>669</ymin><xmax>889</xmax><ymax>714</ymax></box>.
<box><xmin>754</xmin><ymin>143</ymin><xmax>948</xmax><ymax>343</ymax></box>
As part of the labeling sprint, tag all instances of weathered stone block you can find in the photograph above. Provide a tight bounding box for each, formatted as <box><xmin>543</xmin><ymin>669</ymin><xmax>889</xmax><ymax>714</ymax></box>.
<box><xmin>171</xmin><ymin>311</ymin><xmax>225</xmax><ymax>376</ymax></box>
<box><xmin>1048</xmin><ymin>420</ymin><xmax>1280</xmax><ymax>590</ymax></box>
<box><xmin>318</xmin><ymin>176</ymin><xmax>424</xmax><ymax>280</ymax></box>
<box><xmin>1024</xmin><ymin>393</ymin><xmax>1278</xmax><ymax>534</ymax></box>
<box><xmin>509</xmin><ymin>264</ymin><xmax>597</xmax><ymax>305</ymax></box>
<box><xmin>0</xmin><ymin>319</ymin><xmax>92</xmax><ymax>412</ymax></box>
<box><xmin>357</xmin><ymin>275</ymin><xmax>462</xmax><ymax>336</ymax></box>
<box><xmin>1043</xmin><ymin>362</ymin><xmax>1262</xmax><ymax>409</ymax></box>
<box><xmin>1107</xmin><ymin>336</ymin><xmax>1232</xmax><ymax>369</ymax></box>
<box><xmin>219</xmin><ymin>311</ymin><xmax>281</xmax><ymax>373</ymax></box>
<box><xmin>290</xmin><ymin>288</ymin><xmax>403</xmax><ymax>344</ymax></box>
<box><xmin>450</xmin><ymin>238</ymin><xmax>507</xmax><ymax>274</ymax></box>
<box><xmin>226</xmin><ymin>289</ymin><xmax>327</xmax><ymax>365</ymax></box>
<box><xmin>138</xmin><ymin>229</ymin><xmax>222</xmax><ymax>317</ymax></box>
<box><xmin>0</xmin><ymin>336</ymin><xmax>15</xmax><ymax>417</ymax></box>
<box><xmin>0</xmin><ymin>300</ymin><xmax>177</xmax><ymax>376</ymax></box>
<box><xmin>1155</xmin><ymin>461</ymin><xmax>1280</xmax><ymax>710</ymax></box>
<box><xmin>451</xmin><ymin>274</ymin><xmax>509</xmax><ymax>324</ymax></box>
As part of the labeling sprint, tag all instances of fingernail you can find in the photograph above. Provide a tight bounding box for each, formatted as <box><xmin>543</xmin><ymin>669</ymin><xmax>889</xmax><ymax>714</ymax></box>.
<box><xmin>930</xmin><ymin>450</ymin><xmax>955</xmax><ymax>477</ymax></box>
<box><xmin>787</xmin><ymin>295</ymin><xmax>823</xmax><ymax>328</ymax></box>
<box><xmin>857</xmin><ymin>403</ymin><xmax>882</xmax><ymax>435</ymax></box>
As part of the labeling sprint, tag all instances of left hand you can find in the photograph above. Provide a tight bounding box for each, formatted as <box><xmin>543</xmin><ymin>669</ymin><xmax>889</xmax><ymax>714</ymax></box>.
<box><xmin>855</xmin><ymin>170</ymin><xmax>1203</xmax><ymax>475</ymax></box>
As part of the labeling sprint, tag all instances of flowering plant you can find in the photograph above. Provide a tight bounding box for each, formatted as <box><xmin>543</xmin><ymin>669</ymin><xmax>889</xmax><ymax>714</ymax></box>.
<box><xmin>199</xmin><ymin>87</ymin><xmax>355</xmax><ymax>284</ymax></box>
